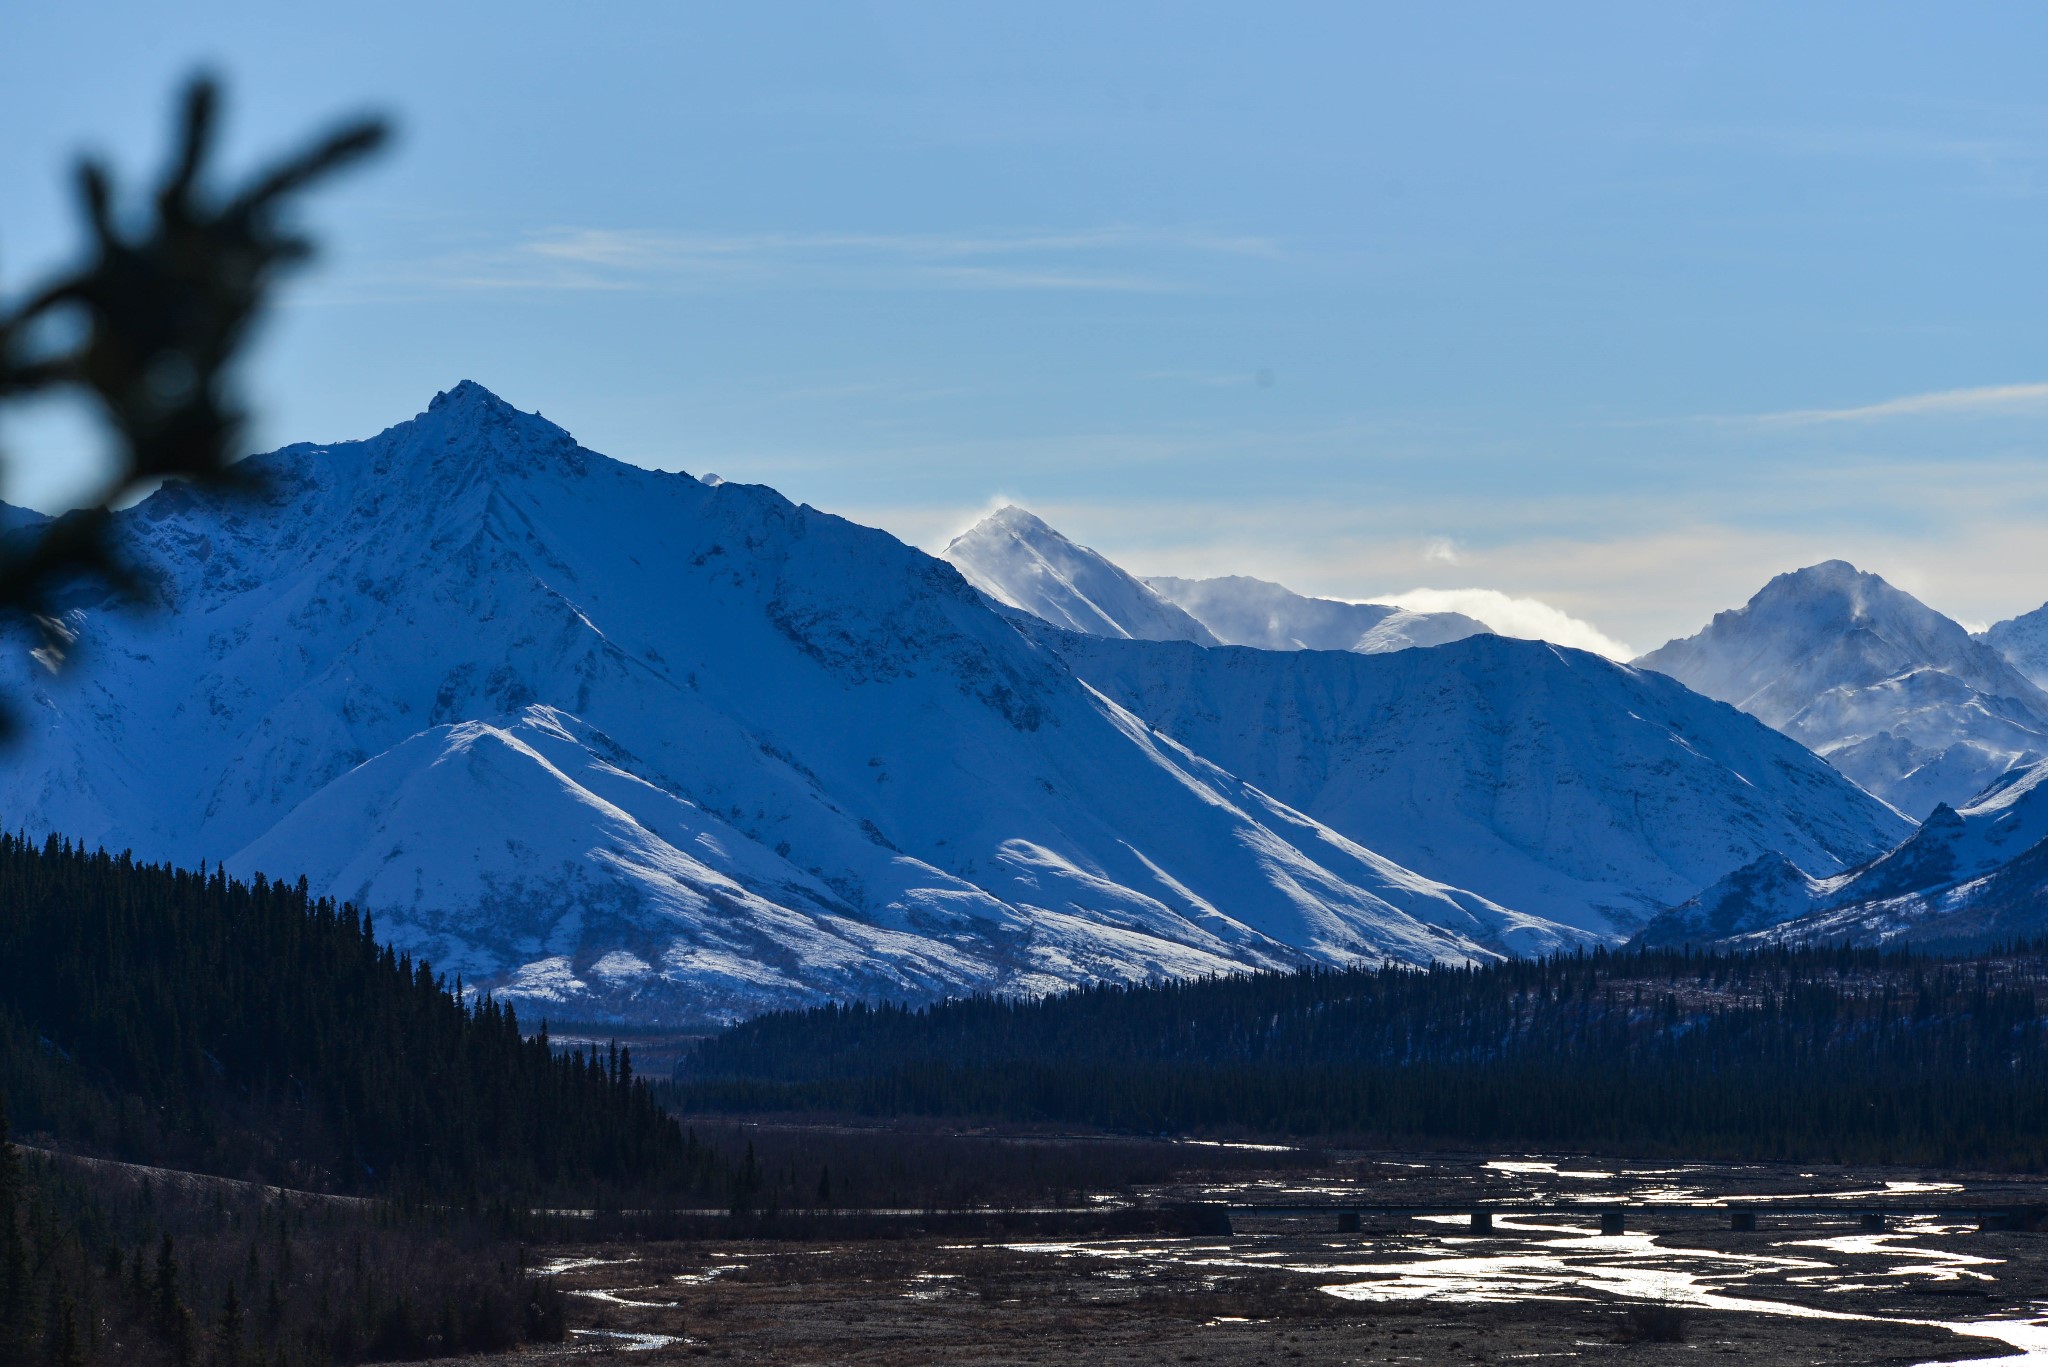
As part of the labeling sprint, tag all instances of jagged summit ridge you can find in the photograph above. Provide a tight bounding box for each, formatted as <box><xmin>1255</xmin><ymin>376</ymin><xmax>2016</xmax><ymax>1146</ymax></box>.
<box><xmin>380</xmin><ymin>378</ymin><xmax>592</xmax><ymax>480</ymax></box>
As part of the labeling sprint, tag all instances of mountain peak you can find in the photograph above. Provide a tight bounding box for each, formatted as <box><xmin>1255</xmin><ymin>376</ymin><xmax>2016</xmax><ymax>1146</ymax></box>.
<box><xmin>986</xmin><ymin>503</ymin><xmax>1052</xmax><ymax>530</ymax></box>
<box><xmin>947</xmin><ymin>504</ymin><xmax>1058</xmax><ymax>550</ymax></box>
<box><xmin>358</xmin><ymin>381</ymin><xmax>590</xmax><ymax>485</ymax></box>
<box><xmin>1775</xmin><ymin>558</ymin><xmax>1864</xmax><ymax>589</ymax></box>
<box><xmin>1759</xmin><ymin>559</ymin><xmax>1887</xmax><ymax>604</ymax></box>
<box><xmin>941</xmin><ymin>506</ymin><xmax>1220</xmax><ymax>645</ymax></box>
<box><xmin>417</xmin><ymin>380</ymin><xmax>565</xmax><ymax>438</ymax></box>
<box><xmin>427</xmin><ymin>379</ymin><xmax>513</xmax><ymax>414</ymax></box>
<box><xmin>1638</xmin><ymin>558</ymin><xmax>2048</xmax><ymax>811</ymax></box>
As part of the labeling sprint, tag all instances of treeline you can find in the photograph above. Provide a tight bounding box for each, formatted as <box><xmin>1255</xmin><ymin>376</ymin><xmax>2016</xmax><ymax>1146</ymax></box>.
<box><xmin>678</xmin><ymin>943</ymin><xmax>2048</xmax><ymax>1169</ymax></box>
<box><xmin>0</xmin><ymin>832</ymin><xmax>725</xmax><ymax>1362</ymax></box>
<box><xmin>619</xmin><ymin>1118</ymin><xmax>1312</xmax><ymax>1221</ymax></box>
<box><xmin>0</xmin><ymin>834</ymin><xmax>707</xmax><ymax>1200</ymax></box>
<box><xmin>2</xmin><ymin>1100</ymin><xmax>566</xmax><ymax>1366</ymax></box>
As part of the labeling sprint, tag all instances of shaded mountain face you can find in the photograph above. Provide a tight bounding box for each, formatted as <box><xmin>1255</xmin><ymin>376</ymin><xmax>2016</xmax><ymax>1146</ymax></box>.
<box><xmin>1</xmin><ymin>384</ymin><xmax>1605</xmax><ymax>1027</ymax></box>
<box><xmin>1144</xmin><ymin>573</ymin><xmax>1489</xmax><ymax>653</ymax></box>
<box><xmin>939</xmin><ymin>506</ymin><xmax>1219</xmax><ymax>645</ymax></box>
<box><xmin>1986</xmin><ymin>602</ymin><xmax>2048</xmax><ymax>691</ymax></box>
<box><xmin>1635</xmin><ymin>560</ymin><xmax>2048</xmax><ymax>815</ymax></box>
<box><xmin>1042</xmin><ymin>630</ymin><xmax>1912</xmax><ymax>937</ymax></box>
<box><xmin>1635</xmin><ymin>758</ymin><xmax>2048</xmax><ymax>951</ymax></box>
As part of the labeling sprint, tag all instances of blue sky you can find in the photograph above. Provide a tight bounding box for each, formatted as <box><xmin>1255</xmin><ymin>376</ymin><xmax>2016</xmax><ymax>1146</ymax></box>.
<box><xmin>4</xmin><ymin>2</ymin><xmax>2046</xmax><ymax>651</ymax></box>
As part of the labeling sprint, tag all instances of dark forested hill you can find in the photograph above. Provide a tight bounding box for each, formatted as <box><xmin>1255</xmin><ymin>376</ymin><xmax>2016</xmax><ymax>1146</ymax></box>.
<box><xmin>0</xmin><ymin>832</ymin><xmax>721</xmax><ymax>1364</ymax></box>
<box><xmin>0</xmin><ymin>833</ymin><xmax>701</xmax><ymax>1198</ymax></box>
<box><xmin>680</xmin><ymin>945</ymin><xmax>2048</xmax><ymax>1169</ymax></box>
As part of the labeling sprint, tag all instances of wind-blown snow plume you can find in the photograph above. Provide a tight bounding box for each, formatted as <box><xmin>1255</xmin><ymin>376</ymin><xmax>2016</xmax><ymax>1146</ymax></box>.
<box><xmin>1366</xmin><ymin>587</ymin><xmax>1634</xmax><ymax>660</ymax></box>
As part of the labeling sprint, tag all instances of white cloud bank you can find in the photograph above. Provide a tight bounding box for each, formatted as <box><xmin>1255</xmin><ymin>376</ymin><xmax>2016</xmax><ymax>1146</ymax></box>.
<box><xmin>1366</xmin><ymin>588</ymin><xmax>1635</xmax><ymax>661</ymax></box>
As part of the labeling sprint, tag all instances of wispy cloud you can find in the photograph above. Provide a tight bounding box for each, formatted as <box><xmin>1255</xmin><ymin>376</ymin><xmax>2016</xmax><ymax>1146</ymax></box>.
<box><xmin>1740</xmin><ymin>381</ymin><xmax>2048</xmax><ymax>426</ymax></box>
<box><xmin>1365</xmin><ymin>587</ymin><xmax>1634</xmax><ymax>661</ymax></box>
<box><xmin>394</xmin><ymin>225</ymin><xmax>1279</xmax><ymax>296</ymax></box>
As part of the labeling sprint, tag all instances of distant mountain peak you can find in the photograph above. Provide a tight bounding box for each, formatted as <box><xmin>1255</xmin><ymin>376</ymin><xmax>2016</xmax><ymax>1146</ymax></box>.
<box><xmin>1786</xmin><ymin>558</ymin><xmax>1861</xmax><ymax>581</ymax></box>
<box><xmin>1638</xmin><ymin>560</ymin><xmax>2048</xmax><ymax>812</ymax></box>
<box><xmin>978</xmin><ymin>504</ymin><xmax>1054</xmax><ymax>533</ymax></box>
<box><xmin>941</xmin><ymin>506</ymin><xmax>1220</xmax><ymax>645</ymax></box>
<box><xmin>1737</xmin><ymin>560</ymin><xmax>1933</xmax><ymax>627</ymax></box>
<box><xmin>1145</xmin><ymin>573</ymin><xmax>1489</xmax><ymax>655</ymax></box>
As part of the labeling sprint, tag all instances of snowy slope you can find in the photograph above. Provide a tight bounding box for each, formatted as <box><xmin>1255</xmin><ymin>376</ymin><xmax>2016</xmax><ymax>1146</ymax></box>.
<box><xmin>0</xmin><ymin>383</ymin><xmax>1600</xmax><ymax>1026</ymax></box>
<box><xmin>1635</xmin><ymin>561</ymin><xmax>2048</xmax><ymax>815</ymax></box>
<box><xmin>1145</xmin><ymin>574</ymin><xmax>1489</xmax><ymax>653</ymax></box>
<box><xmin>1748</xmin><ymin>830</ymin><xmax>2048</xmax><ymax>950</ymax></box>
<box><xmin>1630</xmin><ymin>855</ymin><xmax>1830</xmax><ymax>948</ymax></box>
<box><xmin>1042</xmin><ymin>630</ymin><xmax>1911</xmax><ymax>936</ymax></box>
<box><xmin>1985</xmin><ymin>603</ymin><xmax>2048</xmax><ymax>691</ymax></box>
<box><xmin>1635</xmin><ymin>757</ymin><xmax>2048</xmax><ymax>949</ymax></box>
<box><xmin>940</xmin><ymin>507</ymin><xmax>1219</xmax><ymax>644</ymax></box>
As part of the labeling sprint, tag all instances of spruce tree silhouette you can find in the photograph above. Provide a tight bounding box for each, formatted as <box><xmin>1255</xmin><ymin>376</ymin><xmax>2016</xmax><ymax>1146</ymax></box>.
<box><xmin>0</xmin><ymin>75</ymin><xmax>387</xmax><ymax>726</ymax></box>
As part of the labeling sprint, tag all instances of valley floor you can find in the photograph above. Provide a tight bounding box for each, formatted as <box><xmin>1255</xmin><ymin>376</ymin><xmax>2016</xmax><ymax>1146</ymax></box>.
<box><xmin>488</xmin><ymin>1232</ymin><xmax>2003</xmax><ymax>1365</ymax></box>
<box><xmin>450</xmin><ymin>1151</ymin><xmax>2048</xmax><ymax>1366</ymax></box>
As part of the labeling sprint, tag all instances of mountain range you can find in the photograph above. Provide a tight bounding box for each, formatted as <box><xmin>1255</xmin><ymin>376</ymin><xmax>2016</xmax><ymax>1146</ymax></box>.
<box><xmin>0</xmin><ymin>384</ymin><xmax>2042</xmax><ymax>1019</ymax></box>
<box><xmin>0</xmin><ymin>384</ymin><xmax>1616</xmax><ymax>1026</ymax></box>
<box><xmin>1635</xmin><ymin>757</ymin><xmax>2048</xmax><ymax>950</ymax></box>
<box><xmin>935</xmin><ymin>499</ymin><xmax>2048</xmax><ymax>956</ymax></box>
<box><xmin>940</xmin><ymin>506</ymin><xmax>1489</xmax><ymax>654</ymax></box>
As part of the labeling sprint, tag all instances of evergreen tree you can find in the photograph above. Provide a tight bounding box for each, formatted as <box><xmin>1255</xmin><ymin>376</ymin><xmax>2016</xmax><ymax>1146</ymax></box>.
<box><xmin>46</xmin><ymin>1290</ymin><xmax>85</xmax><ymax>1367</ymax></box>
<box><xmin>0</xmin><ymin>1095</ymin><xmax>32</xmax><ymax>1363</ymax></box>
<box><xmin>213</xmin><ymin>1281</ymin><xmax>247</xmax><ymax>1367</ymax></box>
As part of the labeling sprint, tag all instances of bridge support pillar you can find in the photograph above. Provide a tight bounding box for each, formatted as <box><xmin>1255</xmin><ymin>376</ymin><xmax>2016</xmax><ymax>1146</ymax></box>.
<box><xmin>1861</xmin><ymin>1212</ymin><xmax>1887</xmax><ymax>1232</ymax></box>
<box><xmin>1470</xmin><ymin>1211</ymin><xmax>1492</xmax><ymax>1233</ymax></box>
<box><xmin>1599</xmin><ymin>1211</ymin><xmax>1625</xmax><ymax>1235</ymax></box>
<box><xmin>1729</xmin><ymin>1211</ymin><xmax>1756</xmax><ymax>1232</ymax></box>
<box><xmin>1975</xmin><ymin>1209</ymin><xmax>2043</xmax><ymax>1232</ymax></box>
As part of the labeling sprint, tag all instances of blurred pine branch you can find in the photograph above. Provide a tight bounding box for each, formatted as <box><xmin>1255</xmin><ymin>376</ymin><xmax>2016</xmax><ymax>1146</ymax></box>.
<box><xmin>0</xmin><ymin>74</ymin><xmax>388</xmax><ymax>720</ymax></box>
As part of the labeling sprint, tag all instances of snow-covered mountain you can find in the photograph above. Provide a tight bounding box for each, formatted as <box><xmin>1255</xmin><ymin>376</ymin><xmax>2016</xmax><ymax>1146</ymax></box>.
<box><xmin>1</xmin><ymin>383</ymin><xmax>1607</xmax><ymax>1027</ymax></box>
<box><xmin>1144</xmin><ymin>574</ymin><xmax>1490</xmax><ymax>653</ymax></box>
<box><xmin>1985</xmin><ymin>602</ymin><xmax>2048</xmax><ymax>692</ymax></box>
<box><xmin>1042</xmin><ymin>630</ymin><xmax>1912</xmax><ymax>936</ymax></box>
<box><xmin>939</xmin><ymin>507</ymin><xmax>1485</xmax><ymax>655</ymax></box>
<box><xmin>939</xmin><ymin>506</ymin><xmax>1219</xmax><ymax>644</ymax></box>
<box><xmin>1635</xmin><ymin>561</ymin><xmax>2048</xmax><ymax>816</ymax></box>
<box><xmin>1635</xmin><ymin>758</ymin><xmax>2048</xmax><ymax>951</ymax></box>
